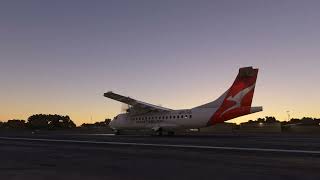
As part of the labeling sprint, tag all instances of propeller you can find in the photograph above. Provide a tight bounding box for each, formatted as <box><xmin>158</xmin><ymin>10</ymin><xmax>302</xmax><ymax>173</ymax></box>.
<box><xmin>121</xmin><ymin>103</ymin><xmax>132</xmax><ymax>113</ymax></box>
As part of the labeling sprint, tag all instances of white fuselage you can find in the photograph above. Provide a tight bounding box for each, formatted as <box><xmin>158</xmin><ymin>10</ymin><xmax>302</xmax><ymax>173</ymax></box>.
<box><xmin>105</xmin><ymin>67</ymin><xmax>262</xmax><ymax>132</ymax></box>
<box><xmin>109</xmin><ymin>108</ymin><xmax>218</xmax><ymax>131</ymax></box>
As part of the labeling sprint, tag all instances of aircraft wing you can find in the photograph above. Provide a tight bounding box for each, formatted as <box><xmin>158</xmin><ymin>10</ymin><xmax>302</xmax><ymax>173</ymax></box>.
<box><xmin>104</xmin><ymin>91</ymin><xmax>172</xmax><ymax>114</ymax></box>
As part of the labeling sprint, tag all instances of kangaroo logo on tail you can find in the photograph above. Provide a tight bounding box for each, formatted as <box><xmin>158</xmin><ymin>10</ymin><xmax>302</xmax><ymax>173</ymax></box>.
<box><xmin>207</xmin><ymin>67</ymin><xmax>260</xmax><ymax>126</ymax></box>
<box><xmin>220</xmin><ymin>84</ymin><xmax>255</xmax><ymax>117</ymax></box>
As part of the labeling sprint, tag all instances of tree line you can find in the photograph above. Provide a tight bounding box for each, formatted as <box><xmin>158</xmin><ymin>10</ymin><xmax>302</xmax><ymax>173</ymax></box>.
<box><xmin>244</xmin><ymin>116</ymin><xmax>320</xmax><ymax>126</ymax></box>
<box><xmin>0</xmin><ymin>114</ymin><xmax>76</xmax><ymax>130</ymax></box>
<box><xmin>80</xmin><ymin>119</ymin><xmax>111</xmax><ymax>128</ymax></box>
<box><xmin>0</xmin><ymin>115</ymin><xmax>319</xmax><ymax>130</ymax></box>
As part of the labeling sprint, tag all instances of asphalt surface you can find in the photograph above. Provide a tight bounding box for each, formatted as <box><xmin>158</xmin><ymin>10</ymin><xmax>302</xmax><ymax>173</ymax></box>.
<box><xmin>1</xmin><ymin>132</ymin><xmax>320</xmax><ymax>180</ymax></box>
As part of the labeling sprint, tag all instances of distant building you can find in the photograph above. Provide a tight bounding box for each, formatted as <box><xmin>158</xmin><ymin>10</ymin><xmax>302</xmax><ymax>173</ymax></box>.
<box><xmin>199</xmin><ymin>123</ymin><xmax>236</xmax><ymax>134</ymax></box>
<box><xmin>282</xmin><ymin>117</ymin><xmax>320</xmax><ymax>133</ymax></box>
<box><xmin>239</xmin><ymin>117</ymin><xmax>281</xmax><ymax>133</ymax></box>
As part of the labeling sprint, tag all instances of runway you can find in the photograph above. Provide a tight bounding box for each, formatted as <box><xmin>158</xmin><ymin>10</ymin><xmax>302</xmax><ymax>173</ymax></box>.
<box><xmin>1</xmin><ymin>133</ymin><xmax>320</xmax><ymax>179</ymax></box>
<box><xmin>1</xmin><ymin>136</ymin><xmax>320</xmax><ymax>154</ymax></box>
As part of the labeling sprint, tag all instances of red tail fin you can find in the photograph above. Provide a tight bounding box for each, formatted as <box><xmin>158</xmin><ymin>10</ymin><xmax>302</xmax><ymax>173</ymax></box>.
<box><xmin>207</xmin><ymin>67</ymin><xmax>260</xmax><ymax>126</ymax></box>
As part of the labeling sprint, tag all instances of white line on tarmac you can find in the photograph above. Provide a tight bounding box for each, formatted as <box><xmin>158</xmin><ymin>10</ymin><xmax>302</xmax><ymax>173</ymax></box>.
<box><xmin>73</xmin><ymin>134</ymin><xmax>115</xmax><ymax>136</ymax></box>
<box><xmin>0</xmin><ymin>136</ymin><xmax>319</xmax><ymax>154</ymax></box>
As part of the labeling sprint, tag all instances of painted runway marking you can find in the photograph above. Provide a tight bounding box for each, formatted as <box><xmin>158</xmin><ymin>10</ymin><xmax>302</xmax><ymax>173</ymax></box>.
<box><xmin>74</xmin><ymin>134</ymin><xmax>115</xmax><ymax>136</ymax></box>
<box><xmin>0</xmin><ymin>137</ymin><xmax>320</xmax><ymax>154</ymax></box>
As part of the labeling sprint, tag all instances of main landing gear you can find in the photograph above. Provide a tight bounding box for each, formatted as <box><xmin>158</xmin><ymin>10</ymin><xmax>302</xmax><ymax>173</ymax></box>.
<box><xmin>155</xmin><ymin>128</ymin><xmax>175</xmax><ymax>136</ymax></box>
<box><xmin>156</xmin><ymin>128</ymin><xmax>163</xmax><ymax>136</ymax></box>
<box><xmin>114</xmin><ymin>130</ymin><xmax>121</xmax><ymax>135</ymax></box>
<box><xmin>168</xmin><ymin>131</ymin><xmax>175</xmax><ymax>136</ymax></box>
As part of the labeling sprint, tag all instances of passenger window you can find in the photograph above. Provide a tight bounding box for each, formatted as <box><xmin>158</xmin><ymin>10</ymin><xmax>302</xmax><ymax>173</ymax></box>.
<box><xmin>166</xmin><ymin>116</ymin><xmax>168</xmax><ymax>119</ymax></box>
<box><xmin>169</xmin><ymin>116</ymin><xmax>172</xmax><ymax>119</ymax></box>
<box><xmin>185</xmin><ymin>115</ymin><xmax>188</xmax><ymax>118</ymax></box>
<box><xmin>173</xmin><ymin>116</ymin><xmax>175</xmax><ymax>119</ymax></box>
<box><xmin>190</xmin><ymin>115</ymin><xmax>192</xmax><ymax>118</ymax></box>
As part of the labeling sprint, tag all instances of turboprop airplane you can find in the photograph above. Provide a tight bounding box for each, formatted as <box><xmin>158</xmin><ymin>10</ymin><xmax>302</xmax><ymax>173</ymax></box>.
<box><xmin>105</xmin><ymin>66</ymin><xmax>262</xmax><ymax>135</ymax></box>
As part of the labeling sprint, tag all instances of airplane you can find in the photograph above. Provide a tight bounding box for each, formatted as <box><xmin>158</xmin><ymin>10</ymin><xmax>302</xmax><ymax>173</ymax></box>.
<box><xmin>104</xmin><ymin>66</ymin><xmax>262</xmax><ymax>135</ymax></box>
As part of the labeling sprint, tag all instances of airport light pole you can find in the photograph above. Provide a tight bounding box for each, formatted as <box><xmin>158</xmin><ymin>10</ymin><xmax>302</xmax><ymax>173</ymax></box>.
<box><xmin>286</xmin><ymin>111</ymin><xmax>291</xmax><ymax>121</ymax></box>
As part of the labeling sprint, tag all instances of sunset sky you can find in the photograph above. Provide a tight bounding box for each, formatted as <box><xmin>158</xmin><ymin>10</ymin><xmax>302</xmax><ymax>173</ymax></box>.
<box><xmin>1</xmin><ymin>0</ymin><xmax>319</xmax><ymax>125</ymax></box>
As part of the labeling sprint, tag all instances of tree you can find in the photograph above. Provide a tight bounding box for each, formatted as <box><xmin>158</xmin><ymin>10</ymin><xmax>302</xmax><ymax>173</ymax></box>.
<box><xmin>289</xmin><ymin>118</ymin><xmax>301</xmax><ymax>124</ymax></box>
<box><xmin>6</xmin><ymin>120</ymin><xmax>26</xmax><ymax>129</ymax></box>
<box><xmin>300</xmin><ymin>117</ymin><xmax>316</xmax><ymax>125</ymax></box>
<box><xmin>265</xmin><ymin>116</ymin><xmax>278</xmax><ymax>123</ymax></box>
<box><xmin>257</xmin><ymin>118</ymin><xmax>265</xmax><ymax>123</ymax></box>
<box><xmin>80</xmin><ymin>119</ymin><xmax>111</xmax><ymax>129</ymax></box>
<box><xmin>27</xmin><ymin>114</ymin><xmax>76</xmax><ymax>129</ymax></box>
<box><xmin>105</xmin><ymin>119</ymin><xmax>111</xmax><ymax>125</ymax></box>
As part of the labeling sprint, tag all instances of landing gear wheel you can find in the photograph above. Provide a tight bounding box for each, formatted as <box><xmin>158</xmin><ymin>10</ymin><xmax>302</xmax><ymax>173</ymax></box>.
<box><xmin>168</xmin><ymin>131</ymin><xmax>175</xmax><ymax>136</ymax></box>
<box><xmin>114</xmin><ymin>130</ymin><xmax>121</xmax><ymax>135</ymax></box>
<box><xmin>156</xmin><ymin>128</ymin><xmax>163</xmax><ymax>136</ymax></box>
